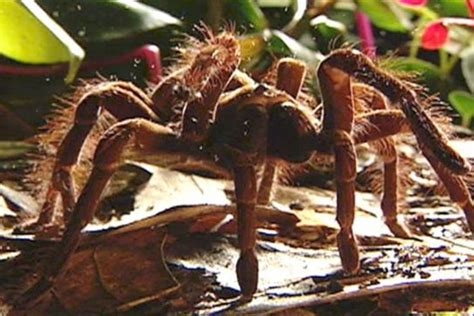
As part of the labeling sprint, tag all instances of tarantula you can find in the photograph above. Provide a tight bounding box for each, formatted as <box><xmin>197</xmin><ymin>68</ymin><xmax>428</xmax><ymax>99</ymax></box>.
<box><xmin>15</xmin><ymin>28</ymin><xmax>474</xmax><ymax>307</ymax></box>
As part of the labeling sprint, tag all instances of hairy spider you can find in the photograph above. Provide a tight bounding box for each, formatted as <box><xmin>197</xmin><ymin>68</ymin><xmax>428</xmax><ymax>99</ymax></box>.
<box><xmin>15</xmin><ymin>28</ymin><xmax>474</xmax><ymax>307</ymax></box>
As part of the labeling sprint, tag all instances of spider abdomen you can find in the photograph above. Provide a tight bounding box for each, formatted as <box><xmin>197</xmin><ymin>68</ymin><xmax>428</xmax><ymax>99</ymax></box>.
<box><xmin>267</xmin><ymin>103</ymin><xmax>315</xmax><ymax>163</ymax></box>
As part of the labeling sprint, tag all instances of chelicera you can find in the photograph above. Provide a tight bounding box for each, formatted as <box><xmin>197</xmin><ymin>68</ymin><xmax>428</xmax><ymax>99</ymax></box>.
<box><xmin>16</xmin><ymin>28</ymin><xmax>474</xmax><ymax>306</ymax></box>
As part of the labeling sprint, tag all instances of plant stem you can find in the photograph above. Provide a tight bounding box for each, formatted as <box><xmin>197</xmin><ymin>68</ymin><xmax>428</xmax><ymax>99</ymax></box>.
<box><xmin>439</xmin><ymin>48</ymin><xmax>449</xmax><ymax>78</ymax></box>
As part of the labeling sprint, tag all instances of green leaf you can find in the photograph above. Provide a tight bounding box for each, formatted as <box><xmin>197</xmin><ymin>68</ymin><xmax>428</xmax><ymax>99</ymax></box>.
<box><xmin>462</xmin><ymin>47</ymin><xmax>474</xmax><ymax>94</ymax></box>
<box><xmin>310</xmin><ymin>15</ymin><xmax>347</xmax><ymax>54</ymax></box>
<box><xmin>0</xmin><ymin>0</ymin><xmax>84</xmax><ymax>83</ymax></box>
<box><xmin>358</xmin><ymin>0</ymin><xmax>410</xmax><ymax>32</ymax></box>
<box><xmin>429</xmin><ymin>0</ymin><xmax>470</xmax><ymax>17</ymax></box>
<box><xmin>265</xmin><ymin>30</ymin><xmax>322</xmax><ymax>69</ymax></box>
<box><xmin>38</xmin><ymin>0</ymin><xmax>181</xmax><ymax>44</ymax></box>
<box><xmin>224</xmin><ymin>0</ymin><xmax>268</xmax><ymax>32</ymax></box>
<box><xmin>257</xmin><ymin>0</ymin><xmax>306</xmax><ymax>32</ymax></box>
<box><xmin>143</xmin><ymin>0</ymin><xmax>265</xmax><ymax>34</ymax></box>
<box><xmin>386</xmin><ymin>57</ymin><xmax>445</xmax><ymax>92</ymax></box>
<box><xmin>448</xmin><ymin>90</ymin><xmax>474</xmax><ymax>127</ymax></box>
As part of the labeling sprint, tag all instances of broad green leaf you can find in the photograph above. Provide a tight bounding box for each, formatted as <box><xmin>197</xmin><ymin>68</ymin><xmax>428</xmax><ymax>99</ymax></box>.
<box><xmin>0</xmin><ymin>0</ymin><xmax>84</xmax><ymax>82</ymax></box>
<box><xmin>461</xmin><ymin>47</ymin><xmax>474</xmax><ymax>94</ymax></box>
<box><xmin>328</xmin><ymin>8</ymin><xmax>355</xmax><ymax>31</ymax></box>
<box><xmin>358</xmin><ymin>0</ymin><xmax>410</xmax><ymax>32</ymax></box>
<box><xmin>143</xmin><ymin>0</ymin><xmax>266</xmax><ymax>33</ymax></box>
<box><xmin>224</xmin><ymin>0</ymin><xmax>268</xmax><ymax>32</ymax></box>
<box><xmin>448</xmin><ymin>90</ymin><xmax>474</xmax><ymax>127</ymax></box>
<box><xmin>310</xmin><ymin>15</ymin><xmax>347</xmax><ymax>54</ymax></box>
<box><xmin>257</xmin><ymin>0</ymin><xmax>306</xmax><ymax>32</ymax></box>
<box><xmin>386</xmin><ymin>57</ymin><xmax>445</xmax><ymax>92</ymax></box>
<box><xmin>429</xmin><ymin>0</ymin><xmax>469</xmax><ymax>17</ymax></box>
<box><xmin>38</xmin><ymin>0</ymin><xmax>181</xmax><ymax>44</ymax></box>
<box><xmin>265</xmin><ymin>30</ymin><xmax>322</xmax><ymax>69</ymax></box>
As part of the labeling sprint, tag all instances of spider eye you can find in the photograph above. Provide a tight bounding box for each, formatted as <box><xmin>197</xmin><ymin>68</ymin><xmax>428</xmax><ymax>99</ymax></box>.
<box><xmin>172</xmin><ymin>84</ymin><xmax>191</xmax><ymax>100</ymax></box>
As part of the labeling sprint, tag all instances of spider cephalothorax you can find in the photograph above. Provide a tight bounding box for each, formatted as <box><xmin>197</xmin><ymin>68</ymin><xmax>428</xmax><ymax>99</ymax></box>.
<box><xmin>15</xmin><ymin>28</ymin><xmax>474</xmax><ymax>308</ymax></box>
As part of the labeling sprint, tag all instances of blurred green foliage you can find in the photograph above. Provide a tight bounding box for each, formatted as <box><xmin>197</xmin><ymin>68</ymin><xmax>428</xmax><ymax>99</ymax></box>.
<box><xmin>1</xmin><ymin>0</ymin><xmax>474</xmax><ymax>135</ymax></box>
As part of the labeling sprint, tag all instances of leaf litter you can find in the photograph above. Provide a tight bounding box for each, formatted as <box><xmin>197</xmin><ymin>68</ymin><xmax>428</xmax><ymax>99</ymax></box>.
<box><xmin>0</xmin><ymin>141</ymin><xmax>473</xmax><ymax>314</ymax></box>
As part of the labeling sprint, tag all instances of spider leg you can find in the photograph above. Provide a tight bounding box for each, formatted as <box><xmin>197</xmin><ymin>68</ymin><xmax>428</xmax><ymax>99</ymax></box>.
<box><xmin>374</xmin><ymin>138</ymin><xmax>411</xmax><ymax>237</ymax></box>
<box><xmin>324</xmin><ymin>50</ymin><xmax>471</xmax><ymax>175</ymax></box>
<box><xmin>257</xmin><ymin>159</ymin><xmax>278</xmax><ymax>205</ymax></box>
<box><xmin>16</xmin><ymin>119</ymin><xmax>185</xmax><ymax>308</ymax></box>
<box><xmin>353</xmin><ymin>84</ymin><xmax>410</xmax><ymax>237</ymax></box>
<box><xmin>257</xmin><ymin>58</ymin><xmax>307</xmax><ymax>205</ymax></box>
<box><xmin>421</xmin><ymin>145</ymin><xmax>474</xmax><ymax>233</ymax></box>
<box><xmin>352</xmin><ymin>110</ymin><xmax>474</xmax><ymax>234</ymax></box>
<box><xmin>234</xmin><ymin>163</ymin><xmax>259</xmax><ymax>301</ymax></box>
<box><xmin>215</xmin><ymin>99</ymin><xmax>270</xmax><ymax>300</ymax></box>
<box><xmin>318</xmin><ymin>64</ymin><xmax>359</xmax><ymax>273</ymax></box>
<box><xmin>35</xmin><ymin>82</ymin><xmax>158</xmax><ymax>228</ymax></box>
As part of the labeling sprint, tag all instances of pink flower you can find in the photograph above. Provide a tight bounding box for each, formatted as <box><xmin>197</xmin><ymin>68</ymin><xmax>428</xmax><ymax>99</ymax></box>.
<box><xmin>399</xmin><ymin>0</ymin><xmax>428</xmax><ymax>6</ymax></box>
<box><xmin>421</xmin><ymin>22</ymin><xmax>449</xmax><ymax>50</ymax></box>
<box><xmin>468</xmin><ymin>0</ymin><xmax>474</xmax><ymax>17</ymax></box>
<box><xmin>421</xmin><ymin>18</ymin><xmax>474</xmax><ymax>50</ymax></box>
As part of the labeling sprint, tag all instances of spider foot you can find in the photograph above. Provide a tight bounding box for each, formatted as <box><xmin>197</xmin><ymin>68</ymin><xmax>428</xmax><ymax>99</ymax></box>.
<box><xmin>337</xmin><ymin>230</ymin><xmax>360</xmax><ymax>274</ymax></box>
<box><xmin>385</xmin><ymin>218</ymin><xmax>411</xmax><ymax>239</ymax></box>
<box><xmin>236</xmin><ymin>249</ymin><xmax>258</xmax><ymax>302</ymax></box>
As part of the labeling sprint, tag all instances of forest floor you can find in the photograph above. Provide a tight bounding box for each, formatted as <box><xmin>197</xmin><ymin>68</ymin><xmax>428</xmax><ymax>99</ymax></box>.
<box><xmin>0</xmin><ymin>140</ymin><xmax>473</xmax><ymax>315</ymax></box>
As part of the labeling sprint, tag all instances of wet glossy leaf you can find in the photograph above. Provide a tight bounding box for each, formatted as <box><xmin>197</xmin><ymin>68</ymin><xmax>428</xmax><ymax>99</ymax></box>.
<box><xmin>0</xmin><ymin>1</ymin><xmax>84</xmax><ymax>82</ymax></box>
<box><xmin>386</xmin><ymin>57</ymin><xmax>445</xmax><ymax>92</ymax></box>
<box><xmin>143</xmin><ymin>0</ymin><xmax>266</xmax><ymax>33</ymax></box>
<box><xmin>310</xmin><ymin>15</ymin><xmax>347</xmax><ymax>54</ymax></box>
<box><xmin>258</xmin><ymin>0</ymin><xmax>305</xmax><ymax>31</ymax></box>
<box><xmin>37</xmin><ymin>0</ymin><xmax>181</xmax><ymax>56</ymax></box>
<box><xmin>429</xmin><ymin>0</ymin><xmax>470</xmax><ymax>17</ymax></box>
<box><xmin>449</xmin><ymin>90</ymin><xmax>474</xmax><ymax>127</ymax></box>
<box><xmin>358</xmin><ymin>0</ymin><xmax>410</xmax><ymax>32</ymax></box>
<box><xmin>225</xmin><ymin>0</ymin><xmax>268</xmax><ymax>32</ymax></box>
<box><xmin>266</xmin><ymin>30</ymin><xmax>322</xmax><ymax>68</ymax></box>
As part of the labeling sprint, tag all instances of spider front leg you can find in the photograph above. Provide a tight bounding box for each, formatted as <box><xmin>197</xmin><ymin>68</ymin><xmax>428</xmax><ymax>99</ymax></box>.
<box><xmin>234</xmin><ymin>163</ymin><xmax>259</xmax><ymax>300</ymax></box>
<box><xmin>353</xmin><ymin>84</ymin><xmax>410</xmax><ymax>238</ymax></box>
<box><xmin>214</xmin><ymin>98</ymin><xmax>271</xmax><ymax>300</ymax></box>
<box><xmin>318</xmin><ymin>64</ymin><xmax>360</xmax><ymax>273</ymax></box>
<box><xmin>257</xmin><ymin>58</ymin><xmax>307</xmax><ymax>205</ymax></box>
<box><xmin>16</xmin><ymin>119</ymin><xmax>180</xmax><ymax>308</ymax></box>
<box><xmin>34</xmin><ymin>82</ymin><xmax>158</xmax><ymax>230</ymax></box>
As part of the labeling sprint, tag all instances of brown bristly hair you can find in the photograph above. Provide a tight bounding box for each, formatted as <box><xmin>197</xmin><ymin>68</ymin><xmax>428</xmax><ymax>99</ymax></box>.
<box><xmin>25</xmin><ymin>26</ymin><xmax>242</xmax><ymax>211</ymax></box>
<box><xmin>324</xmin><ymin>48</ymin><xmax>470</xmax><ymax>174</ymax></box>
<box><xmin>155</xmin><ymin>23</ymin><xmax>240</xmax><ymax>131</ymax></box>
<box><xmin>24</xmin><ymin>78</ymin><xmax>116</xmax><ymax>213</ymax></box>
